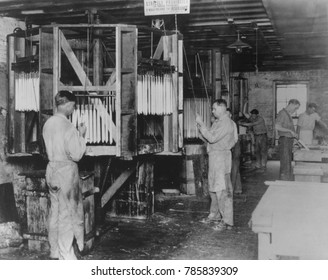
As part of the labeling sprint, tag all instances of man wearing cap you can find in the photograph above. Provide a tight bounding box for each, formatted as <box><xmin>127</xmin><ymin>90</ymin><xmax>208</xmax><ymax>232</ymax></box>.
<box><xmin>297</xmin><ymin>103</ymin><xmax>327</xmax><ymax>145</ymax></box>
<box><xmin>239</xmin><ymin>109</ymin><xmax>268</xmax><ymax>171</ymax></box>
<box><xmin>196</xmin><ymin>99</ymin><xmax>238</xmax><ymax>231</ymax></box>
<box><xmin>43</xmin><ymin>90</ymin><xmax>87</xmax><ymax>260</ymax></box>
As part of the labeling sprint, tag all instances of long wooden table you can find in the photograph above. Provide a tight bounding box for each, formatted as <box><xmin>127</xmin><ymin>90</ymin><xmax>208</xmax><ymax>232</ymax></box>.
<box><xmin>251</xmin><ymin>180</ymin><xmax>328</xmax><ymax>259</ymax></box>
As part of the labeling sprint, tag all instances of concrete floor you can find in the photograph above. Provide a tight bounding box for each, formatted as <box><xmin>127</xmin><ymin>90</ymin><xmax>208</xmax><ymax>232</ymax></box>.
<box><xmin>0</xmin><ymin>161</ymin><xmax>280</xmax><ymax>260</ymax></box>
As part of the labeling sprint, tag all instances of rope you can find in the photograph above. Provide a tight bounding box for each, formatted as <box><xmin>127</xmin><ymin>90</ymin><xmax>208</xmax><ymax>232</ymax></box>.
<box><xmin>183</xmin><ymin>45</ymin><xmax>198</xmax><ymax>114</ymax></box>
<box><xmin>196</xmin><ymin>53</ymin><xmax>211</xmax><ymax>109</ymax></box>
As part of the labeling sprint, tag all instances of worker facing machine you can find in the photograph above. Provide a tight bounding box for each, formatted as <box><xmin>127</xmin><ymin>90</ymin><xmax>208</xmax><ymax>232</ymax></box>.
<box><xmin>196</xmin><ymin>99</ymin><xmax>238</xmax><ymax>231</ymax></box>
<box><xmin>239</xmin><ymin>109</ymin><xmax>268</xmax><ymax>171</ymax></box>
<box><xmin>297</xmin><ymin>103</ymin><xmax>328</xmax><ymax>145</ymax></box>
<box><xmin>42</xmin><ymin>91</ymin><xmax>87</xmax><ymax>260</ymax></box>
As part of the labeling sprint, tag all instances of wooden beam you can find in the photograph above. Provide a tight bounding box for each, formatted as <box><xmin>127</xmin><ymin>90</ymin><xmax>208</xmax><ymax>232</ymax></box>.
<box><xmin>101</xmin><ymin>165</ymin><xmax>137</xmax><ymax>208</ymax></box>
<box><xmin>153</xmin><ymin>36</ymin><xmax>163</xmax><ymax>60</ymax></box>
<box><xmin>58</xmin><ymin>85</ymin><xmax>115</xmax><ymax>91</ymax></box>
<box><xmin>105</xmin><ymin>71</ymin><xmax>116</xmax><ymax>87</ymax></box>
<box><xmin>60</xmin><ymin>29</ymin><xmax>92</xmax><ymax>86</ymax></box>
<box><xmin>163</xmin><ymin>35</ymin><xmax>172</xmax><ymax>152</ymax></box>
<box><xmin>212</xmin><ymin>49</ymin><xmax>222</xmax><ymax>99</ymax></box>
<box><xmin>171</xmin><ymin>34</ymin><xmax>179</xmax><ymax>152</ymax></box>
<box><xmin>264</xmin><ymin>180</ymin><xmax>328</xmax><ymax>187</ymax></box>
<box><xmin>7</xmin><ymin>35</ymin><xmax>15</xmax><ymax>153</ymax></box>
<box><xmin>115</xmin><ymin>25</ymin><xmax>122</xmax><ymax>157</ymax></box>
<box><xmin>60</xmin><ymin>28</ymin><xmax>117</xmax><ymax>142</ymax></box>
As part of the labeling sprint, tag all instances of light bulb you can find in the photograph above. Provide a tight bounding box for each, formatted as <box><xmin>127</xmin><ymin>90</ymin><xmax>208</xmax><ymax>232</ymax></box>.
<box><xmin>235</xmin><ymin>46</ymin><xmax>243</xmax><ymax>54</ymax></box>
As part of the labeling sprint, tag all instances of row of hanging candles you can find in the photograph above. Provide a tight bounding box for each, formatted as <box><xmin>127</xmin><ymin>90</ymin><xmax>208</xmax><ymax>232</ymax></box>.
<box><xmin>15</xmin><ymin>72</ymin><xmax>40</xmax><ymax>112</ymax></box>
<box><xmin>184</xmin><ymin>98</ymin><xmax>212</xmax><ymax>139</ymax></box>
<box><xmin>137</xmin><ymin>73</ymin><xmax>174</xmax><ymax>115</ymax></box>
<box><xmin>69</xmin><ymin>97</ymin><xmax>115</xmax><ymax>144</ymax></box>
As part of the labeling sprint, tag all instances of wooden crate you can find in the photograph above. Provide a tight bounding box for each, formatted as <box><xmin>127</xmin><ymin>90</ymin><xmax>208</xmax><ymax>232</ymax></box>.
<box><xmin>21</xmin><ymin>170</ymin><xmax>95</xmax><ymax>252</ymax></box>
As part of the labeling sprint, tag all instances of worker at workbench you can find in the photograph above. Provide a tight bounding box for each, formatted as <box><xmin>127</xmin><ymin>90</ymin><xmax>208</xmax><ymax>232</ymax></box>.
<box><xmin>297</xmin><ymin>102</ymin><xmax>327</xmax><ymax>145</ymax></box>
<box><xmin>196</xmin><ymin>99</ymin><xmax>238</xmax><ymax>231</ymax></box>
<box><xmin>43</xmin><ymin>91</ymin><xmax>87</xmax><ymax>260</ymax></box>
<box><xmin>275</xmin><ymin>99</ymin><xmax>300</xmax><ymax>181</ymax></box>
<box><xmin>239</xmin><ymin>109</ymin><xmax>268</xmax><ymax>171</ymax></box>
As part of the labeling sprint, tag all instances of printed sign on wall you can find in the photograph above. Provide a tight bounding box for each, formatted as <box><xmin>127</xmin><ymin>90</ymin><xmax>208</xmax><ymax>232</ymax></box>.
<box><xmin>144</xmin><ymin>0</ymin><xmax>190</xmax><ymax>16</ymax></box>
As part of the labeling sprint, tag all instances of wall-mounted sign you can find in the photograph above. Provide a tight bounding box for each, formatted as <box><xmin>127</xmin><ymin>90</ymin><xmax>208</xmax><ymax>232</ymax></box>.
<box><xmin>144</xmin><ymin>0</ymin><xmax>190</xmax><ymax>16</ymax></box>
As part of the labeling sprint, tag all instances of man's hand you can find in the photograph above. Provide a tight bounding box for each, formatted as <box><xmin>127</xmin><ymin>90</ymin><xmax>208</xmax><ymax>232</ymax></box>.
<box><xmin>195</xmin><ymin>113</ymin><xmax>203</xmax><ymax>125</ymax></box>
<box><xmin>291</xmin><ymin>131</ymin><xmax>298</xmax><ymax>138</ymax></box>
<box><xmin>78</xmin><ymin>123</ymin><xmax>87</xmax><ymax>138</ymax></box>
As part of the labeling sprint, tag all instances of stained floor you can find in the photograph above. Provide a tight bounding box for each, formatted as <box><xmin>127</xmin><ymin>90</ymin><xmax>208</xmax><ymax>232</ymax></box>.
<box><xmin>0</xmin><ymin>161</ymin><xmax>279</xmax><ymax>260</ymax></box>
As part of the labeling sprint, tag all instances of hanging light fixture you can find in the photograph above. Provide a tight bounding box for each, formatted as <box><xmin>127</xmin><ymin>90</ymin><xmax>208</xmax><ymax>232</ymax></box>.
<box><xmin>227</xmin><ymin>31</ymin><xmax>252</xmax><ymax>53</ymax></box>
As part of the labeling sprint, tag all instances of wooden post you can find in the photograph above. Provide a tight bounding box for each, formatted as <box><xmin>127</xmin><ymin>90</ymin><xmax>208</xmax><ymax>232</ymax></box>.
<box><xmin>178</xmin><ymin>37</ymin><xmax>184</xmax><ymax>149</ymax></box>
<box><xmin>7</xmin><ymin>35</ymin><xmax>15</xmax><ymax>153</ymax></box>
<box><xmin>17</xmin><ymin>37</ymin><xmax>26</xmax><ymax>153</ymax></box>
<box><xmin>93</xmin><ymin>20</ymin><xmax>103</xmax><ymax>87</ymax></box>
<box><xmin>93</xmin><ymin>21</ymin><xmax>104</xmax><ymax>190</ymax></box>
<box><xmin>115</xmin><ymin>26</ymin><xmax>122</xmax><ymax>157</ymax></box>
<box><xmin>53</xmin><ymin>26</ymin><xmax>59</xmax><ymax>113</ymax></box>
<box><xmin>212</xmin><ymin>49</ymin><xmax>222</xmax><ymax>100</ymax></box>
<box><xmin>258</xmin><ymin>232</ymin><xmax>274</xmax><ymax>259</ymax></box>
<box><xmin>171</xmin><ymin>34</ymin><xmax>179</xmax><ymax>152</ymax></box>
<box><xmin>222</xmin><ymin>53</ymin><xmax>230</xmax><ymax>97</ymax></box>
<box><xmin>163</xmin><ymin>35</ymin><xmax>173</xmax><ymax>152</ymax></box>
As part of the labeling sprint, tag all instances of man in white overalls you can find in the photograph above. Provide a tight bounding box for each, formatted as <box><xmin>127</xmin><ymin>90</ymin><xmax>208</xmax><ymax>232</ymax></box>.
<box><xmin>43</xmin><ymin>91</ymin><xmax>86</xmax><ymax>260</ymax></box>
<box><xmin>297</xmin><ymin>103</ymin><xmax>327</xmax><ymax>145</ymax></box>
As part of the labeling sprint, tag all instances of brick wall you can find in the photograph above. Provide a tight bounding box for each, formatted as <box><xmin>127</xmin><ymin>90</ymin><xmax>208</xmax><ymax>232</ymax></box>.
<box><xmin>240</xmin><ymin>69</ymin><xmax>328</xmax><ymax>141</ymax></box>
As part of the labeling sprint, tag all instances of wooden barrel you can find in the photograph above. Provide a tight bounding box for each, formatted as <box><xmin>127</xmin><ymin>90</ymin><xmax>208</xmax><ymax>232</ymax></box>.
<box><xmin>180</xmin><ymin>144</ymin><xmax>208</xmax><ymax>196</ymax></box>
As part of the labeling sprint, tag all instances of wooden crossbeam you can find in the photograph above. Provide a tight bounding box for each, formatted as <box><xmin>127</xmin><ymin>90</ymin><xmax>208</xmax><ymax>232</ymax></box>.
<box><xmin>105</xmin><ymin>71</ymin><xmax>116</xmax><ymax>87</ymax></box>
<box><xmin>59</xmin><ymin>29</ymin><xmax>117</xmax><ymax>142</ymax></box>
<box><xmin>60</xmin><ymin>30</ymin><xmax>92</xmax><ymax>87</ymax></box>
<box><xmin>153</xmin><ymin>36</ymin><xmax>163</xmax><ymax>59</ymax></box>
<box><xmin>101</xmin><ymin>165</ymin><xmax>137</xmax><ymax>208</ymax></box>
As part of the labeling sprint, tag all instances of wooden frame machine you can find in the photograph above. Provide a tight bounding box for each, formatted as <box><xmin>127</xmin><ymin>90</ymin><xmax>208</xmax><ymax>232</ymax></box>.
<box><xmin>7</xmin><ymin>24</ymin><xmax>184</xmax><ymax>159</ymax></box>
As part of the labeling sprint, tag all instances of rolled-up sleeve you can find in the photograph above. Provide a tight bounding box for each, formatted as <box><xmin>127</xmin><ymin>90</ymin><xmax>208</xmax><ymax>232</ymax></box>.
<box><xmin>64</xmin><ymin>128</ymin><xmax>86</xmax><ymax>162</ymax></box>
<box><xmin>200</xmin><ymin>122</ymin><xmax>229</xmax><ymax>144</ymax></box>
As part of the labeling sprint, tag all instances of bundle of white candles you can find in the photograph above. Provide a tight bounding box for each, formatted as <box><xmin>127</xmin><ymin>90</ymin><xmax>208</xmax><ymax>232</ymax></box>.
<box><xmin>184</xmin><ymin>98</ymin><xmax>211</xmax><ymax>139</ymax></box>
<box><xmin>137</xmin><ymin>74</ymin><xmax>173</xmax><ymax>115</ymax></box>
<box><xmin>70</xmin><ymin>97</ymin><xmax>115</xmax><ymax>144</ymax></box>
<box><xmin>15</xmin><ymin>72</ymin><xmax>40</xmax><ymax>112</ymax></box>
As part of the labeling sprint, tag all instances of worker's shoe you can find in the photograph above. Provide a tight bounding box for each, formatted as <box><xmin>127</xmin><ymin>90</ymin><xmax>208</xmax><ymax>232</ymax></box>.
<box><xmin>200</xmin><ymin>215</ymin><xmax>221</xmax><ymax>224</ymax></box>
<box><xmin>212</xmin><ymin>221</ymin><xmax>231</xmax><ymax>231</ymax></box>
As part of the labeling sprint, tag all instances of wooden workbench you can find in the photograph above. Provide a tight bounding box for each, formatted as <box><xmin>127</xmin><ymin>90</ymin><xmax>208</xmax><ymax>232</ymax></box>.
<box><xmin>293</xmin><ymin>148</ymin><xmax>328</xmax><ymax>182</ymax></box>
<box><xmin>251</xmin><ymin>180</ymin><xmax>328</xmax><ymax>259</ymax></box>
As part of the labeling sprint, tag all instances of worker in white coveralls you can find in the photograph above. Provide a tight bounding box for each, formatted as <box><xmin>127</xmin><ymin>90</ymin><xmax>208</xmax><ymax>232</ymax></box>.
<box><xmin>297</xmin><ymin>102</ymin><xmax>327</xmax><ymax>145</ymax></box>
<box><xmin>43</xmin><ymin>91</ymin><xmax>86</xmax><ymax>260</ymax></box>
<box><xmin>196</xmin><ymin>99</ymin><xmax>238</xmax><ymax>231</ymax></box>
